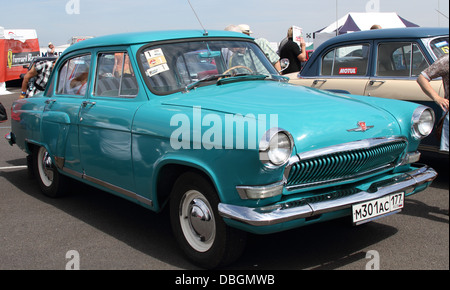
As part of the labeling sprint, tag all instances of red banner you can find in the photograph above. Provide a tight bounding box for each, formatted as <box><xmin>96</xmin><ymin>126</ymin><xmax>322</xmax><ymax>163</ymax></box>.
<box><xmin>1</xmin><ymin>31</ymin><xmax>40</xmax><ymax>82</ymax></box>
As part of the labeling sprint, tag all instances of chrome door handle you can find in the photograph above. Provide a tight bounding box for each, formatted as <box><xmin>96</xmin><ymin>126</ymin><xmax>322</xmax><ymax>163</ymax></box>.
<box><xmin>82</xmin><ymin>101</ymin><xmax>96</xmax><ymax>107</ymax></box>
<box><xmin>45</xmin><ymin>99</ymin><xmax>56</xmax><ymax>104</ymax></box>
<box><xmin>313</xmin><ymin>79</ymin><xmax>327</xmax><ymax>85</ymax></box>
<box><xmin>369</xmin><ymin>80</ymin><xmax>385</xmax><ymax>86</ymax></box>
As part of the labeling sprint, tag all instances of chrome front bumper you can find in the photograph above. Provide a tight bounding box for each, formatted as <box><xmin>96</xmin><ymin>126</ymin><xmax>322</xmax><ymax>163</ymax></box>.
<box><xmin>218</xmin><ymin>165</ymin><xmax>437</xmax><ymax>226</ymax></box>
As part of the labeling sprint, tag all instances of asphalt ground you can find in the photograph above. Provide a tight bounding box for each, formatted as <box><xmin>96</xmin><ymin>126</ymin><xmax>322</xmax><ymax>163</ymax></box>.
<box><xmin>0</xmin><ymin>83</ymin><xmax>448</xmax><ymax>272</ymax></box>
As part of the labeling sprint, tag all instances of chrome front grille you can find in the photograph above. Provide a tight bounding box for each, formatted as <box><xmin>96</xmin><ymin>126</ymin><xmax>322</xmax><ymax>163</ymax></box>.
<box><xmin>286</xmin><ymin>138</ymin><xmax>407</xmax><ymax>190</ymax></box>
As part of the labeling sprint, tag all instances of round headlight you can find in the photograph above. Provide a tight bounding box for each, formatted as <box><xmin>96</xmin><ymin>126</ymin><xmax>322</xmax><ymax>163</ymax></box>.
<box><xmin>259</xmin><ymin>129</ymin><xmax>293</xmax><ymax>168</ymax></box>
<box><xmin>412</xmin><ymin>107</ymin><xmax>435</xmax><ymax>140</ymax></box>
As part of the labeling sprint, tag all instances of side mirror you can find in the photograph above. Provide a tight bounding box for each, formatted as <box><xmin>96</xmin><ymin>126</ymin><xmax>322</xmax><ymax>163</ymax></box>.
<box><xmin>279</xmin><ymin>58</ymin><xmax>290</xmax><ymax>72</ymax></box>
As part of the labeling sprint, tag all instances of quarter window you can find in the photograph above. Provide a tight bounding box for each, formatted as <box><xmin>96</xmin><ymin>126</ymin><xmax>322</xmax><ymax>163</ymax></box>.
<box><xmin>321</xmin><ymin>44</ymin><xmax>369</xmax><ymax>76</ymax></box>
<box><xmin>94</xmin><ymin>52</ymin><xmax>138</xmax><ymax>97</ymax></box>
<box><xmin>57</xmin><ymin>54</ymin><xmax>91</xmax><ymax>96</ymax></box>
<box><xmin>376</xmin><ymin>42</ymin><xmax>428</xmax><ymax>77</ymax></box>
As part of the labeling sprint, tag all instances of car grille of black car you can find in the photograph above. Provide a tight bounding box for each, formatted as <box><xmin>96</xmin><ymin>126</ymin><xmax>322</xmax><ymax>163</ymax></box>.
<box><xmin>286</xmin><ymin>140</ymin><xmax>407</xmax><ymax>190</ymax></box>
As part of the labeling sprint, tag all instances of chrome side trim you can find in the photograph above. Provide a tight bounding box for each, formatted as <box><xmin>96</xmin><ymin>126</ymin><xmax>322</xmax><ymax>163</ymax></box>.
<box><xmin>219</xmin><ymin>165</ymin><xmax>437</xmax><ymax>227</ymax></box>
<box><xmin>62</xmin><ymin>167</ymin><xmax>153</xmax><ymax>207</ymax></box>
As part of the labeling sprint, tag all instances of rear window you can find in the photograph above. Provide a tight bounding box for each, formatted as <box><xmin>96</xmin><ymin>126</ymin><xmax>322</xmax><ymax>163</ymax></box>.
<box><xmin>56</xmin><ymin>54</ymin><xmax>91</xmax><ymax>96</ymax></box>
<box><xmin>321</xmin><ymin>44</ymin><xmax>369</xmax><ymax>76</ymax></box>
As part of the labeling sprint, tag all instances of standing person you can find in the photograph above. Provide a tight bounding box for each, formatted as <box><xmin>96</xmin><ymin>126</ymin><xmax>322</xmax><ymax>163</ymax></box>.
<box><xmin>20</xmin><ymin>59</ymin><xmax>56</xmax><ymax>98</ymax></box>
<box><xmin>47</xmin><ymin>42</ymin><xmax>57</xmax><ymax>56</ymax></box>
<box><xmin>370</xmin><ymin>24</ymin><xmax>382</xmax><ymax>30</ymax></box>
<box><xmin>279</xmin><ymin>27</ymin><xmax>307</xmax><ymax>74</ymax></box>
<box><xmin>237</xmin><ymin>24</ymin><xmax>281</xmax><ymax>72</ymax></box>
<box><xmin>416</xmin><ymin>54</ymin><xmax>449</xmax><ymax>152</ymax></box>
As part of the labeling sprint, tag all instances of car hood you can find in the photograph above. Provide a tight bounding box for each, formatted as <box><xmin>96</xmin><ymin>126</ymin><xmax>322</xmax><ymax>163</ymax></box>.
<box><xmin>160</xmin><ymin>81</ymin><xmax>402</xmax><ymax>152</ymax></box>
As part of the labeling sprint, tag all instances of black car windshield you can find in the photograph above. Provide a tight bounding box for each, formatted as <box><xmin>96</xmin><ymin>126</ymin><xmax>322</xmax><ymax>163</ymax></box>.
<box><xmin>428</xmin><ymin>37</ymin><xmax>449</xmax><ymax>60</ymax></box>
<box><xmin>138</xmin><ymin>39</ymin><xmax>279</xmax><ymax>94</ymax></box>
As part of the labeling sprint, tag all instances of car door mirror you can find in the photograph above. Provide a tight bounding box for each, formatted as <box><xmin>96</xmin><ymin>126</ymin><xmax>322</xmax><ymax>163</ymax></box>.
<box><xmin>280</xmin><ymin>58</ymin><xmax>290</xmax><ymax>72</ymax></box>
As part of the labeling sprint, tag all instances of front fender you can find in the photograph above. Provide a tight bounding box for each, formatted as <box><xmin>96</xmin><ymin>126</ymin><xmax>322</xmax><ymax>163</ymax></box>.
<box><xmin>152</xmin><ymin>155</ymin><xmax>223</xmax><ymax>207</ymax></box>
<box><xmin>348</xmin><ymin>95</ymin><xmax>425</xmax><ymax>150</ymax></box>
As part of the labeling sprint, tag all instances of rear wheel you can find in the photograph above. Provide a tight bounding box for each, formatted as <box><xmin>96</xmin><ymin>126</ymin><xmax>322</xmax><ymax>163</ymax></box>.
<box><xmin>170</xmin><ymin>172</ymin><xmax>247</xmax><ymax>269</ymax></box>
<box><xmin>33</xmin><ymin>146</ymin><xmax>66</xmax><ymax>197</ymax></box>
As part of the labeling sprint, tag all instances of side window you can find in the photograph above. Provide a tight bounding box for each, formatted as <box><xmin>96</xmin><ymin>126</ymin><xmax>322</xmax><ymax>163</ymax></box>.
<box><xmin>376</xmin><ymin>42</ymin><xmax>428</xmax><ymax>77</ymax></box>
<box><xmin>94</xmin><ymin>52</ymin><xmax>138</xmax><ymax>97</ymax></box>
<box><xmin>321</xmin><ymin>44</ymin><xmax>369</xmax><ymax>76</ymax></box>
<box><xmin>57</xmin><ymin>54</ymin><xmax>91</xmax><ymax>96</ymax></box>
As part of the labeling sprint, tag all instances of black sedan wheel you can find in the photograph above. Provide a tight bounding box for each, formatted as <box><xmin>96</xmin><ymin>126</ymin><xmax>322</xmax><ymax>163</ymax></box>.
<box><xmin>170</xmin><ymin>172</ymin><xmax>247</xmax><ymax>269</ymax></box>
<box><xmin>33</xmin><ymin>146</ymin><xmax>66</xmax><ymax>198</ymax></box>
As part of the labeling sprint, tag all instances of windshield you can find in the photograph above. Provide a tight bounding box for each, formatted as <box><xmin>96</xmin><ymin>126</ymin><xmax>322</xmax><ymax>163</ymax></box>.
<box><xmin>138</xmin><ymin>39</ymin><xmax>279</xmax><ymax>94</ymax></box>
<box><xmin>424</xmin><ymin>36</ymin><xmax>449</xmax><ymax>60</ymax></box>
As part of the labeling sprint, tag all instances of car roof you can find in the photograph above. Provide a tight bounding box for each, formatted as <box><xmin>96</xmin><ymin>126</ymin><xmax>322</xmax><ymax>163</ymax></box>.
<box><xmin>63</xmin><ymin>30</ymin><xmax>252</xmax><ymax>55</ymax></box>
<box><xmin>318</xmin><ymin>27</ymin><xmax>448</xmax><ymax>47</ymax></box>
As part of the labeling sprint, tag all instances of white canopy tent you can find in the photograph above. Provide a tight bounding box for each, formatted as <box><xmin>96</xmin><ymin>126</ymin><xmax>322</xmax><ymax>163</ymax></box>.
<box><xmin>314</xmin><ymin>12</ymin><xmax>419</xmax><ymax>48</ymax></box>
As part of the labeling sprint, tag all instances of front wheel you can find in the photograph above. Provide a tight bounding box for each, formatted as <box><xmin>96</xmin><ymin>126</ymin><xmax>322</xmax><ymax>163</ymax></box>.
<box><xmin>33</xmin><ymin>146</ymin><xmax>67</xmax><ymax>198</ymax></box>
<box><xmin>170</xmin><ymin>172</ymin><xmax>247</xmax><ymax>269</ymax></box>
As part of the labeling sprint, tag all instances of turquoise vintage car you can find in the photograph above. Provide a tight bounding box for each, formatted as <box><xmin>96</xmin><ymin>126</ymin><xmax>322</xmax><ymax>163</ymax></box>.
<box><xmin>6</xmin><ymin>30</ymin><xmax>437</xmax><ymax>268</ymax></box>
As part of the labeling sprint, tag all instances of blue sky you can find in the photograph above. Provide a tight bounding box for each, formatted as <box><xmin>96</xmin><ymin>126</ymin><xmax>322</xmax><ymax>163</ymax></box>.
<box><xmin>1</xmin><ymin>0</ymin><xmax>449</xmax><ymax>46</ymax></box>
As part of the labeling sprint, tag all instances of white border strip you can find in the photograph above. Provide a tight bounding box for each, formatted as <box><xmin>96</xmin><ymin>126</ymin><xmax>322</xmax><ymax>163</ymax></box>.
<box><xmin>0</xmin><ymin>165</ymin><xmax>27</xmax><ymax>170</ymax></box>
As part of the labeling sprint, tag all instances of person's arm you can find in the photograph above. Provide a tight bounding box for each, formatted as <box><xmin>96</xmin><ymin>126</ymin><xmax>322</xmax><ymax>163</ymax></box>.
<box><xmin>21</xmin><ymin>65</ymin><xmax>37</xmax><ymax>97</ymax></box>
<box><xmin>417</xmin><ymin>74</ymin><xmax>449</xmax><ymax>112</ymax></box>
<box><xmin>296</xmin><ymin>40</ymin><xmax>307</xmax><ymax>62</ymax></box>
<box><xmin>274</xmin><ymin>61</ymin><xmax>281</xmax><ymax>72</ymax></box>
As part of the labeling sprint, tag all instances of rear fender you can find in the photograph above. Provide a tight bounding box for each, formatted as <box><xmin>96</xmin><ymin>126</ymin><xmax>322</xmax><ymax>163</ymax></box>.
<box><xmin>40</xmin><ymin>111</ymin><xmax>71</xmax><ymax>168</ymax></box>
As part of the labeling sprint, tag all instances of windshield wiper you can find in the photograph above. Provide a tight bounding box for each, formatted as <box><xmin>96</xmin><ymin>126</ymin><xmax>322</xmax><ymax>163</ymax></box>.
<box><xmin>216</xmin><ymin>74</ymin><xmax>268</xmax><ymax>85</ymax></box>
<box><xmin>185</xmin><ymin>74</ymin><xmax>232</xmax><ymax>92</ymax></box>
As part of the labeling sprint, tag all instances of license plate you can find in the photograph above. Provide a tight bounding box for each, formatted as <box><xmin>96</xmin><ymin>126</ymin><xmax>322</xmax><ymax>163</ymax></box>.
<box><xmin>352</xmin><ymin>192</ymin><xmax>404</xmax><ymax>225</ymax></box>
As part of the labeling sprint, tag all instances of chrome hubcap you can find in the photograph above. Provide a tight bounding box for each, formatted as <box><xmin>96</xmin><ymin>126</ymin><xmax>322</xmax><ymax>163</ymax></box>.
<box><xmin>38</xmin><ymin>147</ymin><xmax>54</xmax><ymax>187</ymax></box>
<box><xmin>188</xmin><ymin>199</ymin><xmax>214</xmax><ymax>242</ymax></box>
<box><xmin>179</xmin><ymin>190</ymin><xmax>216</xmax><ymax>252</ymax></box>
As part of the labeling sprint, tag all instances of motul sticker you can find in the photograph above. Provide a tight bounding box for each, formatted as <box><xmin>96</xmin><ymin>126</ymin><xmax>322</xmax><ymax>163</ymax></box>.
<box><xmin>339</xmin><ymin>67</ymin><xmax>357</xmax><ymax>75</ymax></box>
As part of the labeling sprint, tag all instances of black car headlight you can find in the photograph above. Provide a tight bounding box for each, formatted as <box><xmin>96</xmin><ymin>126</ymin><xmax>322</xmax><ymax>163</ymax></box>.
<box><xmin>259</xmin><ymin>128</ymin><xmax>294</xmax><ymax>168</ymax></box>
<box><xmin>411</xmin><ymin>106</ymin><xmax>435</xmax><ymax>140</ymax></box>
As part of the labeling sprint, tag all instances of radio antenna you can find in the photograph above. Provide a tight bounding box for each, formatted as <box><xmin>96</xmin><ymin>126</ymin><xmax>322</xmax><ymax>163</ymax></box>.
<box><xmin>187</xmin><ymin>0</ymin><xmax>208</xmax><ymax>36</ymax></box>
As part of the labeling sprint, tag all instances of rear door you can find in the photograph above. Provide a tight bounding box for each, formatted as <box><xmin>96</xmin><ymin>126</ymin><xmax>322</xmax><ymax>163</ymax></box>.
<box><xmin>42</xmin><ymin>53</ymin><xmax>91</xmax><ymax>174</ymax></box>
<box><xmin>291</xmin><ymin>43</ymin><xmax>371</xmax><ymax>95</ymax></box>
